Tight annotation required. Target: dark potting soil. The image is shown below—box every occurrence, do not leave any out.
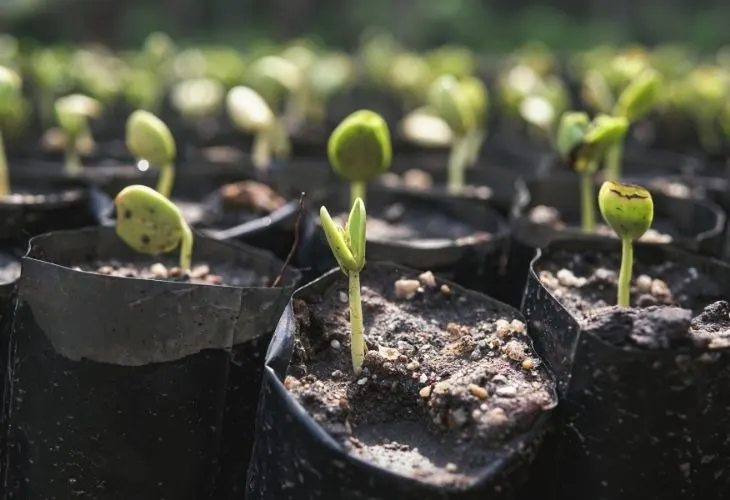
[0,252,21,284]
[535,248,729,350]
[286,266,555,487]
[381,169,494,200]
[75,258,270,287]
[336,202,490,248]
[528,205,673,244]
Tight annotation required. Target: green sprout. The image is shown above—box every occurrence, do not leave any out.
[226,85,287,171]
[557,111,629,232]
[54,94,102,176]
[604,68,662,180]
[115,184,193,272]
[598,181,654,307]
[0,66,21,197]
[427,75,484,193]
[126,110,177,198]
[170,78,225,121]
[328,110,392,205]
[320,198,367,372]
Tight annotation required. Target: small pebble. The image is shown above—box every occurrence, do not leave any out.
[440,284,451,296]
[485,408,508,425]
[419,373,428,383]
[150,263,167,278]
[379,346,400,361]
[433,381,451,395]
[492,374,508,384]
[190,265,210,279]
[169,267,182,277]
[495,319,511,337]
[468,383,488,400]
[446,463,459,473]
[496,385,517,398]
[357,378,368,386]
[510,319,526,334]
[98,266,113,275]
[651,279,672,300]
[636,274,653,294]
[522,359,534,370]
[394,279,421,300]
[502,340,528,362]
[284,376,301,390]
[419,386,432,398]
[339,292,348,303]
[331,370,344,379]
[419,271,437,289]
[205,275,222,285]
[330,339,341,349]
[407,361,420,371]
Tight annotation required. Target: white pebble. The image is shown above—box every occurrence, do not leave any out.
[394,279,421,300]
[357,378,368,386]
[330,339,341,349]
[418,271,437,289]
[339,292,348,303]
[636,274,653,294]
[509,319,526,334]
[557,268,577,287]
[496,385,517,398]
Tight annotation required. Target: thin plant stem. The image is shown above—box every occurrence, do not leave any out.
[448,136,470,194]
[618,237,633,307]
[351,181,366,206]
[348,271,366,372]
[0,129,9,197]
[64,136,82,176]
[252,130,271,172]
[156,162,175,198]
[179,220,194,272]
[580,170,596,233]
[604,141,624,181]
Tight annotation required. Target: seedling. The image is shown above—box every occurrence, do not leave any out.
[115,184,193,272]
[54,94,102,176]
[328,110,392,205]
[226,85,289,171]
[0,66,21,196]
[604,68,662,180]
[320,198,367,372]
[427,75,485,193]
[598,181,654,307]
[556,112,629,232]
[126,110,177,198]
[170,78,224,122]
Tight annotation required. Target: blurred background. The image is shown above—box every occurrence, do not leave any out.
[2,0,729,51]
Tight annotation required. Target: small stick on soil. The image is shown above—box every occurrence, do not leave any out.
[271,192,306,287]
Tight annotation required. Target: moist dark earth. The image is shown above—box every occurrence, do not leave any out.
[286,266,556,487]
[336,202,491,248]
[75,258,269,287]
[535,248,730,350]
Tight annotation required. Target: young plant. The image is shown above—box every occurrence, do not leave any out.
[328,110,392,205]
[598,181,654,307]
[604,68,662,180]
[427,75,483,193]
[115,184,193,272]
[0,66,21,197]
[54,94,102,176]
[226,86,284,171]
[320,198,367,372]
[557,112,629,232]
[126,110,177,198]
[170,78,224,122]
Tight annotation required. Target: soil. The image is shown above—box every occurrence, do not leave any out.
[336,202,490,248]
[286,266,556,487]
[220,181,286,215]
[0,252,21,284]
[535,248,729,350]
[0,189,85,206]
[75,258,270,287]
[527,205,673,244]
[381,169,493,200]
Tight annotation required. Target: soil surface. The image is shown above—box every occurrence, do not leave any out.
[286,266,556,487]
[76,258,270,287]
[0,189,85,206]
[535,248,729,350]
[527,205,673,244]
[0,252,21,284]
[220,181,286,215]
[381,169,493,200]
[336,202,490,248]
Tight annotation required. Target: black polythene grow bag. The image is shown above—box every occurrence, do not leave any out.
[0,179,103,251]
[246,263,557,500]
[503,174,726,309]
[3,227,300,500]
[520,238,730,500]
[297,186,510,298]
